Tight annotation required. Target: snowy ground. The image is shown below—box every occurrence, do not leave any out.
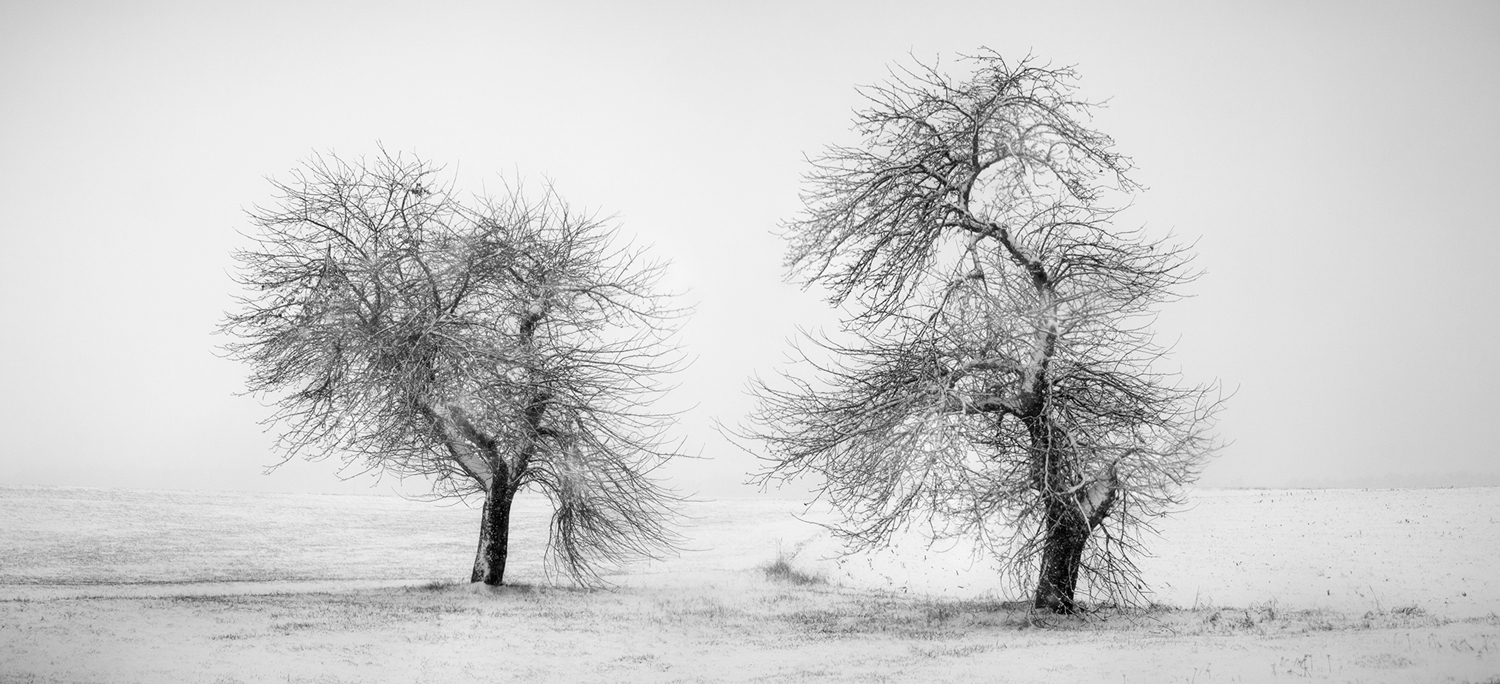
[1,485,1497,682]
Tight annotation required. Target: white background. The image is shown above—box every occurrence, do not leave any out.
[1,1,1497,496]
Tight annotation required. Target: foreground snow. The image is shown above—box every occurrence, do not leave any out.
[0,485,1496,682]
[3,572,1497,683]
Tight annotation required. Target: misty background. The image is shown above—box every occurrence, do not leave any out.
[2,1,1497,498]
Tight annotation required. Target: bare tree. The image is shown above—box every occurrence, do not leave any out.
[223,151,684,586]
[744,51,1222,612]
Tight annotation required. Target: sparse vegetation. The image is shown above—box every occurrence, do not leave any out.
[762,549,827,587]
[4,576,1492,684]
[3,486,1496,682]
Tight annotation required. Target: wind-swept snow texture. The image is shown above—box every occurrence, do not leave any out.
[1,485,1495,618]
[1,485,1497,683]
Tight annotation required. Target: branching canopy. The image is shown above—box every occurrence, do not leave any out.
[746,51,1222,607]
[223,151,685,583]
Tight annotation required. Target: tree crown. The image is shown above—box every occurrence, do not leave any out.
[223,151,686,583]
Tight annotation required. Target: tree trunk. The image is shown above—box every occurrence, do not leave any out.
[468,310,545,586]
[1033,498,1090,612]
[1023,415,1113,613]
[470,478,516,585]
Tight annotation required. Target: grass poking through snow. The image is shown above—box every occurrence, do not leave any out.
[2,563,1495,684]
[762,552,826,586]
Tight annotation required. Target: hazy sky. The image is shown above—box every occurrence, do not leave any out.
[2,1,1497,497]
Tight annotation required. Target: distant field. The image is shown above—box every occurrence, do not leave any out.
[1,485,1497,682]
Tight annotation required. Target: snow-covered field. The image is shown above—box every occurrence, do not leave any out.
[1,485,1497,682]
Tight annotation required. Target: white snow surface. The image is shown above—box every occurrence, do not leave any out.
[1,485,1495,618]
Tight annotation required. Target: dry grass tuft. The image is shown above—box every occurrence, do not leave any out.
[762,554,826,586]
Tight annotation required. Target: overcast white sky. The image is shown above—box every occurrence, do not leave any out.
[1,1,1497,497]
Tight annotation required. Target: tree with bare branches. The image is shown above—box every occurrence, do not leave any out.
[744,51,1222,612]
[223,151,684,586]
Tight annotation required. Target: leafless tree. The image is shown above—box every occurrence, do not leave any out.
[744,51,1222,612]
[223,151,685,586]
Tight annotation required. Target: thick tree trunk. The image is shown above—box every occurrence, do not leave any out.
[470,478,516,585]
[1033,499,1090,612]
[1023,415,1117,613]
